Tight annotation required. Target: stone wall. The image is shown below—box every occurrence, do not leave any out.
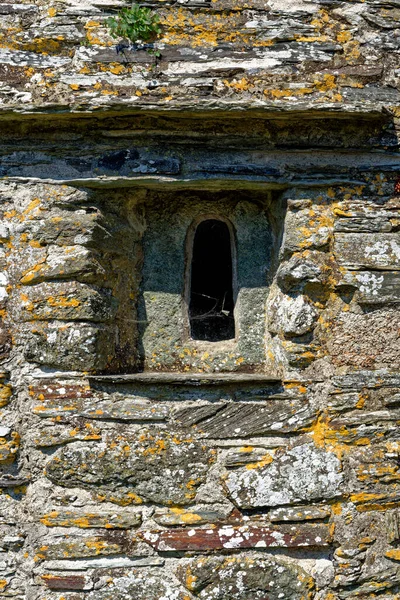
[0,111,399,599]
[0,1,400,599]
[0,0,400,115]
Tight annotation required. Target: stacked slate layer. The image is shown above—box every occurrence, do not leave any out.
[0,1,400,600]
[0,0,399,114]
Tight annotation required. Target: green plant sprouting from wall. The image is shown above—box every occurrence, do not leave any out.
[107,3,161,48]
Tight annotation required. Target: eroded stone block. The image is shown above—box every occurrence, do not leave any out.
[175,398,316,437]
[20,245,106,286]
[334,233,400,270]
[141,522,332,552]
[268,291,319,337]
[35,532,133,561]
[19,281,117,322]
[23,322,116,371]
[45,429,214,506]
[176,555,315,599]
[39,570,188,600]
[277,253,325,292]
[32,394,169,422]
[225,442,343,509]
[39,508,142,529]
[327,309,400,370]
[283,204,333,254]
[153,505,231,527]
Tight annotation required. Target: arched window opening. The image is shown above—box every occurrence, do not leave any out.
[189,219,235,342]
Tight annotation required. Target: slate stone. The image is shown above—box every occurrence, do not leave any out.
[334,217,392,233]
[277,253,324,292]
[269,504,331,522]
[41,575,87,591]
[33,395,169,422]
[386,509,400,543]
[35,532,134,560]
[19,245,106,285]
[141,522,331,551]
[334,233,400,270]
[45,429,213,506]
[153,506,230,527]
[33,423,102,447]
[225,442,343,509]
[23,322,115,371]
[44,571,188,600]
[332,372,400,391]
[39,508,142,529]
[20,281,117,322]
[327,392,361,413]
[225,445,285,468]
[268,290,319,337]
[175,399,316,437]
[283,205,332,254]
[327,308,400,370]
[342,271,400,303]
[0,4,37,14]
[26,211,135,254]
[176,555,315,599]
[43,556,164,570]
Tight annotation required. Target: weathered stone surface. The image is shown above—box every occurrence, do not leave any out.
[332,372,400,392]
[268,291,319,337]
[33,395,169,422]
[283,205,333,255]
[225,442,343,509]
[19,282,117,322]
[45,429,213,506]
[277,253,325,292]
[334,233,400,270]
[176,555,315,599]
[327,309,400,370]
[0,378,12,409]
[1,3,400,597]
[0,432,19,465]
[175,398,316,437]
[0,324,11,362]
[19,245,106,285]
[225,445,286,468]
[41,570,187,600]
[23,322,116,371]
[153,506,231,527]
[43,556,164,570]
[33,423,102,447]
[341,271,400,304]
[138,193,271,372]
[327,392,361,413]
[39,508,142,529]
[41,575,88,591]
[334,217,393,233]
[141,522,332,551]
[269,505,331,522]
[0,0,398,116]
[35,532,135,561]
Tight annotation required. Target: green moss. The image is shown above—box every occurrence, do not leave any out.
[107,3,161,45]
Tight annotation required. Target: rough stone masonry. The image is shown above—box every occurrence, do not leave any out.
[1,0,400,599]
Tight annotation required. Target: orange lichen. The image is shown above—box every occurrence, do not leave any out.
[0,384,12,408]
[169,508,203,524]
[246,453,274,470]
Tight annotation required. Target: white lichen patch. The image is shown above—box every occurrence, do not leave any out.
[226,442,343,509]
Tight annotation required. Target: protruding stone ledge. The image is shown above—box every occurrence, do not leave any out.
[86,372,282,385]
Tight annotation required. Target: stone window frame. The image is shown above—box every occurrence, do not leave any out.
[182,213,238,345]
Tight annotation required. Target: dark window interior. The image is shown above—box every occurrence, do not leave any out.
[189,219,235,341]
